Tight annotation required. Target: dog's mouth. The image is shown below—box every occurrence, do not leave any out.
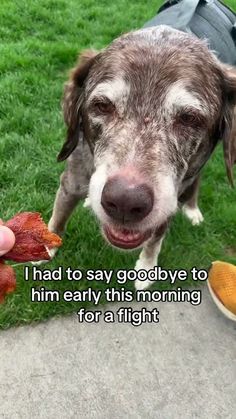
[103,224,152,249]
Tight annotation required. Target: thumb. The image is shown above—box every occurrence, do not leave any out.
[0,226,16,257]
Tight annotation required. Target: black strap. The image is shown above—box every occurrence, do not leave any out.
[232,23,236,41]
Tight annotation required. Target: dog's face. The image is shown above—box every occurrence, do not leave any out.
[59,26,236,250]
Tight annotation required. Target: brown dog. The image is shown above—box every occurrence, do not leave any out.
[48,26,236,290]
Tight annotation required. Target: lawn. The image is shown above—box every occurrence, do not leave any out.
[0,0,236,329]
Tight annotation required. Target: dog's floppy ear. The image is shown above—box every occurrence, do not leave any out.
[57,49,98,162]
[218,65,236,186]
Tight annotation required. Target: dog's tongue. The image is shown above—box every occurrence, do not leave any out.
[104,225,148,249]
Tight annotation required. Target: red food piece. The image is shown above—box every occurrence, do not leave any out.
[0,261,16,303]
[3,212,62,262]
[0,212,62,302]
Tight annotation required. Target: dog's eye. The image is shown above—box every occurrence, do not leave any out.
[179,112,196,124]
[92,100,115,115]
[177,111,205,128]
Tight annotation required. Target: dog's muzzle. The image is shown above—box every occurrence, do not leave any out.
[101,175,154,249]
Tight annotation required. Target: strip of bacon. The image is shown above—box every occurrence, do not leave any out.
[0,212,62,303]
[0,261,16,303]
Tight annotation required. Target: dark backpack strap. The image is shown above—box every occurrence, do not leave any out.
[233,23,236,42]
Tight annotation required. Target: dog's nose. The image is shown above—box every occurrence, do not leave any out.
[101,176,154,222]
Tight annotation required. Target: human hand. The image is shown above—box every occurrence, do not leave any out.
[0,221,15,257]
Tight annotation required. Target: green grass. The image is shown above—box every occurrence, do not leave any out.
[0,0,236,329]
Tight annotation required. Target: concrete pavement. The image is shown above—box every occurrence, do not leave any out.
[0,285,235,419]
